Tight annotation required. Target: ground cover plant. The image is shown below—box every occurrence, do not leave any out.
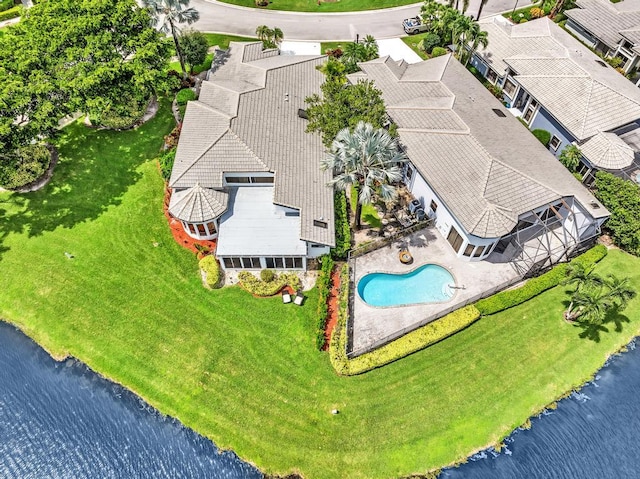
[2,102,640,478]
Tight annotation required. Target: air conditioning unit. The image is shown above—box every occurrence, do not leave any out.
[408,199,426,221]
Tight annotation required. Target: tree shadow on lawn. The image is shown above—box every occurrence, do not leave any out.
[562,301,631,343]
[0,113,171,259]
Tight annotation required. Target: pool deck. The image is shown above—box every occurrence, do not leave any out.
[350,227,521,355]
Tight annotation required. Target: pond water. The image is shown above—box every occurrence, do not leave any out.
[0,321,261,479]
[2,319,640,479]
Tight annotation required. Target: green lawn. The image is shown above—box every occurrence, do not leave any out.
[320,41,347,53]
[350,186,382,229]
[219,0,419,12]
[2,102,640,478]
[402,33,429,60]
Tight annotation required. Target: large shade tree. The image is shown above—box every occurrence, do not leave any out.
[0,0,170,183]
[144,0,200,80]
[321,122,407,230]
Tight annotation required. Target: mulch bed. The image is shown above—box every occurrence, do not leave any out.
[322,265,342,351]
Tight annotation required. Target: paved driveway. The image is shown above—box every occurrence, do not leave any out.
[191,0,531,41]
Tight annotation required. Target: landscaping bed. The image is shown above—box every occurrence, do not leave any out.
[2,100,640,478]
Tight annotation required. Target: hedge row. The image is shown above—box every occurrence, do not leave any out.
[157,148,176,181]
[332,304,481,376]
[331,190,351,260]
[238,271,301,297]
[315,256,334,350]
[199,255,221,289]
[329,264,351,373]
[475,244,608,316]
[0,5,20,21]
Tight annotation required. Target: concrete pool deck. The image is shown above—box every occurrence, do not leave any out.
[350,227,521,355]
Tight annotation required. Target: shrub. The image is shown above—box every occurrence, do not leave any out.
[238,271,301,296]
[529,7,545,17]
[431,46,448,58]
[0,144,51,190]
[158,148,176,180]
[176,88,196,106]
[331,304,481,375]
[475,244,608,315]
[519,18,529,23]
[532,129,551,147]
[199,255,221,289]
[93,97,148,130]
[594,172,640,255]
[164,124,182,149]
[315,256,334,350]
[0,5,20,21]
[418,33,441,54]
[260,269,275,282]
[0,0,14,13]
[331,190,351,259]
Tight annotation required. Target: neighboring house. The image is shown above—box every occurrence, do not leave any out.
[167,42,335,271]
[471,16,640,182]
[351,54,609,274]
[565,0,640,80]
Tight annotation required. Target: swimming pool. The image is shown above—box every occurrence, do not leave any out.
[357,264,455,307]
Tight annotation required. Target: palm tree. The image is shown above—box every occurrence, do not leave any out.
[563,262,603,292]
[476,0,489,20]
[341,42,367,73]
[564,273,636,324]
[272,27,284,46]
[603,275,636,310]
[321,122,407,230]
[452,16,488,65]
[362,35,378,61]
[256,25,273,44]
[144,0,200,80]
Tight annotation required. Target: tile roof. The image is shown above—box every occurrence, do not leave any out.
[579,131,636,169]
[169,42,335,246]
[168,184,228,223]
[356,54,608,238]
[565,0,640,49]
[477,17,640,141]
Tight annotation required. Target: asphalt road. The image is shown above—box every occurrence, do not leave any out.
[190,0,531,41]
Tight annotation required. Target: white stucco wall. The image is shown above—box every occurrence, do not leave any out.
[407,165,498,260]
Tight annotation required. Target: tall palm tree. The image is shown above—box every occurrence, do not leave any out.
[564,273,636,324]
[452,16,488,65]
[603,275,636,310]
[321,122,407,230]
[272,27,284,46]
[563,262,603,292]
[362,35,378,61]
[341,42,367,73]
[144,0,200,80]
[476,0,489,20]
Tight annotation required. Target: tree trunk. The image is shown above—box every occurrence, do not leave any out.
[354,201,363,231]
[549,0,565,19]
[476,1,485,20]
[170,21,188,81]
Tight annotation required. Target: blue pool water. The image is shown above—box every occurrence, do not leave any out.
[357,264,454,307]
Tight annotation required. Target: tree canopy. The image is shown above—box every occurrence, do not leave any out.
[305,70,388,148]
[180,29,209,74]
[0,0,171,158]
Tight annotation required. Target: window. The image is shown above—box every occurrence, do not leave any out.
[549,135,562,151]
[226,176,251,184]
[206,222,216,235]
[252,176,274,184]
[241,257,261,269]
[283,257,303,269]
[285,211,300,217]
[197,223,207,235]
[487,68,498,84]
[473,245,486,258]
[223,257,242,269]
[313,220,328,228]
[406,164,414,181]
[447,227,464,254]
[503,78,517,98]
[463,243,475,257]
[430,200,438,212]
[186,223,197,235]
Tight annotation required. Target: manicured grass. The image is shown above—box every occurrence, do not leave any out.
[203,33,258,49]
[350,185,382,229]
[220,0,419,12]
[168,53,214,75]
[320,41,346,53]
[2,102,640,478]
[402,33,429,60]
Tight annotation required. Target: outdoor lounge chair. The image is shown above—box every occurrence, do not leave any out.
[282,290,292,304]
[294,290,305,306]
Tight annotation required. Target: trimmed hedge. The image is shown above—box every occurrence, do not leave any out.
[532,129,551,147]
[157,148,176,180]
[176,88,196,106]
[475,244,608,316]
[331,190,351,260]
[0,0,14,13]
[332,304,481,376]
[199,255,221,289]
[238,271,301,297]
[315,256,334,350]
[0,5,20,21]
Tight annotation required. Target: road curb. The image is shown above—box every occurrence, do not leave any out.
[199,0,423,16]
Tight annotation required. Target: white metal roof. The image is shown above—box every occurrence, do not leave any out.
[216,187,308,257]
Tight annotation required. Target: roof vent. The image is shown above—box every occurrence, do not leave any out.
[313,219,328,228]
[590,201,600,209]
[298,108,308,120]
[595,60,608,68]
[284,93,289,102]
[492,108,507,118]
